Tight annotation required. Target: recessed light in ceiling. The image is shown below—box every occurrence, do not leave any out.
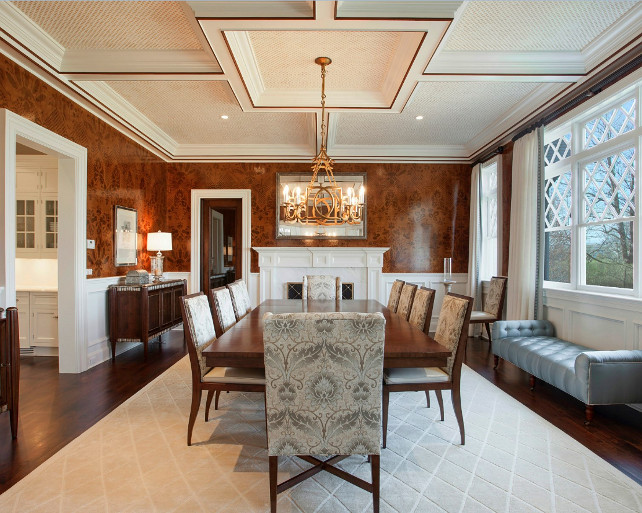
[416,115,424,120]
[221,115,229,120]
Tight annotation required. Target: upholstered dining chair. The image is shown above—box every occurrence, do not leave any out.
[396,283,418,320]
[227,279,252,321]
[469,276,507,343]
[180,292,265,446]
[209,286,236,337]
[302,275,342,300]
[408,287,436,334]
[264,312,385,513]
[382,293,473,446]
[387,279,405,312]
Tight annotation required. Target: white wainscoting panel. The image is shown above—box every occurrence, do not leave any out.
[382,273,469,331]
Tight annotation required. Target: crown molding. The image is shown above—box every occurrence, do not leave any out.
[582,2,642,71]
[61,49,222,74]
[426,50,586,75]
[0,1,64,71]
[75,81,179,155]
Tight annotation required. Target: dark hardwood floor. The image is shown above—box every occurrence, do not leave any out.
[1,330,641,496]
[0,331,187,493]
[465,335,642,486]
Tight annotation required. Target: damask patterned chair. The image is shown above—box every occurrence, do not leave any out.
[209,286,237,337]
[180,293,265,446]
[469,276,507,343]
[408,287,436,334]
[264,312,385,513]
[302,275,342,300]
[227,279,252,321]
[396,283,418,320]
[387,279,405,312]
[383,293,473,446]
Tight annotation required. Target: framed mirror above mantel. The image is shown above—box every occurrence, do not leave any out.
[276,171,367,239]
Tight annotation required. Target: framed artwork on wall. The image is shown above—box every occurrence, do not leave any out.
[114,205,137,266]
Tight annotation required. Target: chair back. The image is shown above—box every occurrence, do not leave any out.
[396,283,418,320]
[387,280,405,312]
[227,279,252,320]
[211,286,236,336]
[408,287,436,334]
[180,293,217,384]
[263,312,385,456]
[302,275,341,300]
[484,276,508,317]
[434,293,473,379]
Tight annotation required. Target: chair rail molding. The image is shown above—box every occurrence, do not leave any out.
[253,247,389,303]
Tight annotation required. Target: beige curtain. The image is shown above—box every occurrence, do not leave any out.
[466,164,482,334]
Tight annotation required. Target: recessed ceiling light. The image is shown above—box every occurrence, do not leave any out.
[416,115,424,120]
[221,115,229,120]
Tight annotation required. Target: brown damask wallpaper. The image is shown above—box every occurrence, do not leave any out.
[0,54,167,277]
[164,162,471,274]
[2,52,472,277]
[501,142,514,276]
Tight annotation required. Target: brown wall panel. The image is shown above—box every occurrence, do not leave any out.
[501,142,514,276]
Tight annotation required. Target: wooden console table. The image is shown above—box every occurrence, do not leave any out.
[109,279,187,360]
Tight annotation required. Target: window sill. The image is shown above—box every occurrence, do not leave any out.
[543,287,642,313]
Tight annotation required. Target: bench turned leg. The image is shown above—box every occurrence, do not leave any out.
[529,375,536,391]
[585,405,594,425]
[493,355,500,369]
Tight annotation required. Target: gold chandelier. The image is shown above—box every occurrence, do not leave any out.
[280,57,365,226]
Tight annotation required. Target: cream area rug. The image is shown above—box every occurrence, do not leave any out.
[1,357,641,513]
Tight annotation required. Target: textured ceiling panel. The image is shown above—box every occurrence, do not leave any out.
[248,31,405,90]
[333,81,543,147]
[103,81,312,145]
[13,1,202,50]
[445,1,637,52]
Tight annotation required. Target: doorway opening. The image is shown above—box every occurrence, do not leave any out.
[200,199,242,292]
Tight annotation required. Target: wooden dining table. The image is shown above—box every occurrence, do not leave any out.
[203,299,450,369]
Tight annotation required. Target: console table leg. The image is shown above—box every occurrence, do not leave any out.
[493,355,500,369]
[585,405,594,425]
[529,375,536,391]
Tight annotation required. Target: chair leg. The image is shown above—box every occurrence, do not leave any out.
[435,390,444,421]
[451,386,465,445]
[425,390,431,408]
[493,355,500,369]
[485,323,492,343]
[187,388,202,446]
[205,390,214,421]
[269,455,278,513]
[215,390,221,410]
[371,454,380,513]
[382,388,390,449]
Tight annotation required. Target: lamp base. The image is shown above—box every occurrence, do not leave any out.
[151,253,164,281]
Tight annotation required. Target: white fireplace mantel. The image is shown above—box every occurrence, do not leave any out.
[253,247,389,302]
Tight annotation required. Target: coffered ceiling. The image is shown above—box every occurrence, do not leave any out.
[1,1,640,163]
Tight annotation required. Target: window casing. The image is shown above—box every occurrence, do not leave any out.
[544,77,641,296]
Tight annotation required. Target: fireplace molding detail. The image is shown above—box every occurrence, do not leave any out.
[253,247,389,303]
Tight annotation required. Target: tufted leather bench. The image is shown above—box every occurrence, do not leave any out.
[492,320,642,423]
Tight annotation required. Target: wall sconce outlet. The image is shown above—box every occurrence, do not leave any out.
[87,239,95,249]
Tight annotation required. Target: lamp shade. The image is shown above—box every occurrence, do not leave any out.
[147,231,172,252]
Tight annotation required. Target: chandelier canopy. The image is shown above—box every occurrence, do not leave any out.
[280,57,365,227]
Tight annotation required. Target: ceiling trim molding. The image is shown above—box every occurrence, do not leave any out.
[335,1,461,20]
[175,142,315,157]
[329,143,469,159]
[61,49,222,74]
[426,50,586,75]
[189,1,315,20]
[0,1,64,71]
[582,3,642,71]
[223,31,265,103]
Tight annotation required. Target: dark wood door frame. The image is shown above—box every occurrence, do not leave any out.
[200,198,242,293]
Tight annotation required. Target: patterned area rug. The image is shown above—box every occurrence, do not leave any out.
[1,357,640,513]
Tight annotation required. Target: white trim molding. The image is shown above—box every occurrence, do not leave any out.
[190,189,251,295]
[1,109,87,373]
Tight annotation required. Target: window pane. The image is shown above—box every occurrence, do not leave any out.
[584,148,635,223]
[26,200,34,215]
[46,201,55,215]
[584,98,636,149]
[26,233,35,248]
[16,200,24,215]
[545,172,572,229]
[26,217,34,232]
[46,233,55,248]
[545,230,571,283]
[17,217,25,232]
[544,133,571,166]
[585,221,633,289]
[16,233,24,248]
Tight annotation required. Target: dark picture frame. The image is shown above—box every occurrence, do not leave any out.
[114,205,138,266]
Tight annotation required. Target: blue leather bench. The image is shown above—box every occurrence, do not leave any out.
[492,320,642,423]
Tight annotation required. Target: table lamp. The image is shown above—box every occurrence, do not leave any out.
[147,231,172,281]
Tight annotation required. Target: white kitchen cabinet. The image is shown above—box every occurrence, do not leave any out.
[15,291,58,349]
[16,156,58,258]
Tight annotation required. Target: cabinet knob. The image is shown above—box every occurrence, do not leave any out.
[53,315,59,319]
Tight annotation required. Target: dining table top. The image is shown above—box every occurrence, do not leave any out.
[203,299,451,369]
